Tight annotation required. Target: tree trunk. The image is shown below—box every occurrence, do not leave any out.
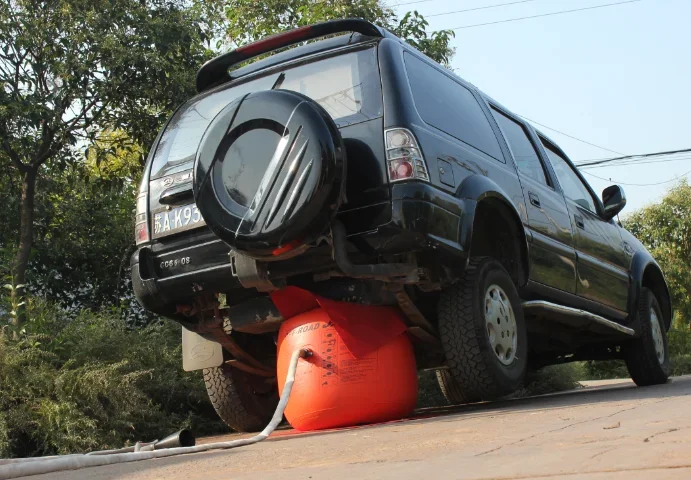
[11,167,37,328]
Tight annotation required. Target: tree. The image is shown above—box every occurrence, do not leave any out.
[0,0,211,325]
[223,0,456,66]
[624,181,691,325]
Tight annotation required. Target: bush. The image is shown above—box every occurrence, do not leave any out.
[416,370,448,408]
[582,328,691,380]
[668,329,691,376]
[582,359,629,380]
[0,299,223,458]
[510,364,583,398]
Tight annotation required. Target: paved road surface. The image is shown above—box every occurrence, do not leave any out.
[28,376,691,480]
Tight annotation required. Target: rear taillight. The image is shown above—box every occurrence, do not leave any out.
[135,193,149,244]
[385,128,429,182]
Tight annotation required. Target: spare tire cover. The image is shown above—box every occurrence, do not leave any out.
[193,89,346,259]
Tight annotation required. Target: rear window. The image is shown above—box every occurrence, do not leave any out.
[150,47,382,179]
[404,53,503,161]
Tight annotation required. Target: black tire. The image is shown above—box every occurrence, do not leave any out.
[625,288,670,386]
[435,369,470,404]
[437,257,528,403]
[203,364,278,432]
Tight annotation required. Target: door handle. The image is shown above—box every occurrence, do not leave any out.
[159,184,194,205]
[574,214,585,230]
[528,192,541,208]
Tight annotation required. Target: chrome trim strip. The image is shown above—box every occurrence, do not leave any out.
[154,238,224,255]
[157,263,231,282]
[522,300,635,336]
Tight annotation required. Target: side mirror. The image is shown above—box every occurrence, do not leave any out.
[602,185,626,221]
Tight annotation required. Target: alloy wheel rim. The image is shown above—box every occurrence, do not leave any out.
[650,307,665,365]
[484,284,518,366]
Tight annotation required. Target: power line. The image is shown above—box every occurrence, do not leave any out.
[394,1,632,161]
[448,0,642,30]
[581,155,691,169]
[575,148,691,168]
[391,0,437,7]
[519,114,626,156]
[426,0,540,18]
[582,169,691,187]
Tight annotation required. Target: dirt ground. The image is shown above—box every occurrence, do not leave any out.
[20,375,691,480]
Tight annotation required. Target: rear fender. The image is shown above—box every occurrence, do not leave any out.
[628,251,672,330]
[456,175,530,285]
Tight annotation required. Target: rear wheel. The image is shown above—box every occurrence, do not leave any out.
[435,369,470,404]
[203,364,278,432]
[625,288,670,386]
[437,257,527,403]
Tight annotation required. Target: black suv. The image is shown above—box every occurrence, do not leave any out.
[132,19,672,431]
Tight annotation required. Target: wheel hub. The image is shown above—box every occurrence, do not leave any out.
[650,307,665,365]
[484,284,517,366]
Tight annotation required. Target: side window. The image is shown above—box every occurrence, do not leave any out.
[541,139,598,214]
[404,53,503,161]
[491,108,549,186]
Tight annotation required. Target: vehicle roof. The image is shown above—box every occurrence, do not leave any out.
[210,24,561,153]
[222,30,396,86]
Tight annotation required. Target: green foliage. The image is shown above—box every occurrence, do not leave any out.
[29,165,139,316]
[85,130,144,183]
[624,181,691,324]
[0,299,221,458]
[392,11,456,67]
[665,329,691,377]
[0,161,20,245]
[0,135,144,320]
[0,0,212,162]
[222,0,455,66]
[510,364,583,398]
[1,0,215,327]
[583,329,691,380]
[582,359,628,380]
[416,370,448,408]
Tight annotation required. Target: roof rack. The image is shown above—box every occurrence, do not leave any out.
[196,19,384,93]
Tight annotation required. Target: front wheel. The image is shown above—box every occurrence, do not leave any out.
[625,288,670,386]
[437,257,528,403]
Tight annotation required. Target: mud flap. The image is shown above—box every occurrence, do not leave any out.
[182,327,224,372]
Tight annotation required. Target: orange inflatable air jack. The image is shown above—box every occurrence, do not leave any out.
[273,288,418,431]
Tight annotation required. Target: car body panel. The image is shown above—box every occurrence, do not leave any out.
[568,204,630,311]
[133,22,670,348]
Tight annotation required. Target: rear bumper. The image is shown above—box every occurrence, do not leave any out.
[386,182,471,256]
[132,182,473,316]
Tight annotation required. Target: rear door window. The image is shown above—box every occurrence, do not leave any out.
[491,109,550,186]
[541,139,598,213]
[404,53,503,161]
[150,47,382,179]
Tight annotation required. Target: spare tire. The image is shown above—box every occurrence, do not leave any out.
[193,89,346,259]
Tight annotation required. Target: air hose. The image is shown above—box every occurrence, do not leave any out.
[0,348,312,480]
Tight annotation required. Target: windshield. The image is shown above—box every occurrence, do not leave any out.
[150,47,382,179]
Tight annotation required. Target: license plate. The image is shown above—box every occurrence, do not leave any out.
[152,204,205,238]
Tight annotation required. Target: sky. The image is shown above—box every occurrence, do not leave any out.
[389,0,691,214]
